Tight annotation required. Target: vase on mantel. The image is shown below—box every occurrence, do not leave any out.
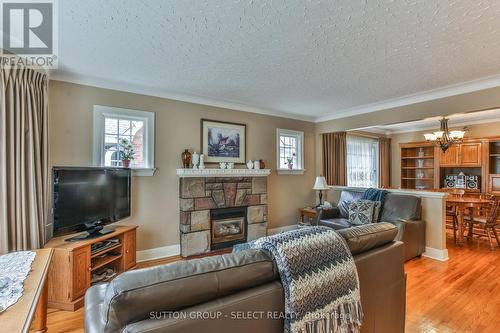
[181,149,192,168]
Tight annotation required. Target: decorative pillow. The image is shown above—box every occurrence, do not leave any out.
[372,201,382,222]
[338,200,353,218]
[348,200,376,225]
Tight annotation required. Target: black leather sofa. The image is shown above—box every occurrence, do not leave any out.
[316,189,425,261]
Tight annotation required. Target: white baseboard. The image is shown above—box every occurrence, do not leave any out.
[422,247,449,261]
[136,238,449,264]
[136,244,180,262]
[270,227,450,262]
[268,224,299,235]
[136,227,297,262]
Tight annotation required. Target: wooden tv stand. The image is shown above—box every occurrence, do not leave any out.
[44,225,138,311]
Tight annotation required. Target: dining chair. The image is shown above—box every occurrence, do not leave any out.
[463,193,494,236]
[445,189,465,243]
[464,196,500,250]
[476,193,494,215]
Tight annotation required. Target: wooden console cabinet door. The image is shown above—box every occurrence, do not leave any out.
[440,145,460,166]
[460,142,482,166]
[71,247,90,300]
[123,230,136,270]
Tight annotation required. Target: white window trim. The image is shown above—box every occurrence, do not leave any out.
[276,128,305,175]
[93,105,156,176]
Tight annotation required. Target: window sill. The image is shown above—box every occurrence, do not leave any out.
[131,168,157,177]
[277,169,305,175]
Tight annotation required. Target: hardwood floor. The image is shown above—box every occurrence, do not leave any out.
[39,234,499,333]
[405,233,500,333]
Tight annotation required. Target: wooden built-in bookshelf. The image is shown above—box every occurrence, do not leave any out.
[488,140,500,193]
[400,137,500,193]
[400,143,438,190]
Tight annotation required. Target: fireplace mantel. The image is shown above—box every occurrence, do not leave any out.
[176,168,271,178]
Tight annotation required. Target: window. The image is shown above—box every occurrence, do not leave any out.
[346,135,379,187]
[276,129,304,174]
[93,105,155,176]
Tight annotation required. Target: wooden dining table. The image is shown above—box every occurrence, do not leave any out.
[446,196,492,246]
[2,248,53,333]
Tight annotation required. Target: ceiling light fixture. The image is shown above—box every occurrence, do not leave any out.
[423,118,466,152]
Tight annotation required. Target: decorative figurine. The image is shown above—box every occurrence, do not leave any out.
[247,160,254,169]
[199,154,205,169]
[192,152,199,169]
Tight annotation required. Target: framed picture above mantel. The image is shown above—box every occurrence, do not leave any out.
[201,119,246,164]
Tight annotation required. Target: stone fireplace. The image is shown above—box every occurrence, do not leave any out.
[178,171,269,257]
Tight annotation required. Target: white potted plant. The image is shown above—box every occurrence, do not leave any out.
[119,138,135,168]
[286,153,296,170]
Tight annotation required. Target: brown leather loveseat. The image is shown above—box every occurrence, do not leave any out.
[85,223,406,333]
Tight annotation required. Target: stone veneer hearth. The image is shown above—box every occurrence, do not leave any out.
[179,176,268,257]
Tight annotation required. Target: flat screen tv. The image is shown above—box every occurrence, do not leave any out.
[52,167,131,241]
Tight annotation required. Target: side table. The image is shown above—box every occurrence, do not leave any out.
[298,207,317,226]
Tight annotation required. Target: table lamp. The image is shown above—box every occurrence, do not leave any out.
[313,176,329,206]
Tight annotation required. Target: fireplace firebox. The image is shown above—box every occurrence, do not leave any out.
[211,207,247,250]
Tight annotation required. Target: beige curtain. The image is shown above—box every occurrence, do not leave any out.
[0,64,49,254]
[379,137,391,188]
[322,132,347,185]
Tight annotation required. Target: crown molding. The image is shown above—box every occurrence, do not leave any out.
[314,73,500,123]
[49,71,316,123]
[388,116,500,134]
[50,70,500,124]
[362,114,500,135]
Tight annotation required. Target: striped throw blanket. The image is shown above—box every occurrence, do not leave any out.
[236,226,363,333]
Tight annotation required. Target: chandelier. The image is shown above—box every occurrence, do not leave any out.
[423,118,466,152]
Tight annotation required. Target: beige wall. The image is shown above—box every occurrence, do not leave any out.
[48,79,500,253]
[390,120,500,187]
[314,86,500,175]
[49,80,316,251]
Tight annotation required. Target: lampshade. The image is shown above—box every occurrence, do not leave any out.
[424,133,436,141]
[313,176,329,190]
[434,131,444,139]
[449,130,465,139]
[422,117,466,152]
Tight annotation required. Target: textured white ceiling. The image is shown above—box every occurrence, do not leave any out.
[52,0,500,121]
